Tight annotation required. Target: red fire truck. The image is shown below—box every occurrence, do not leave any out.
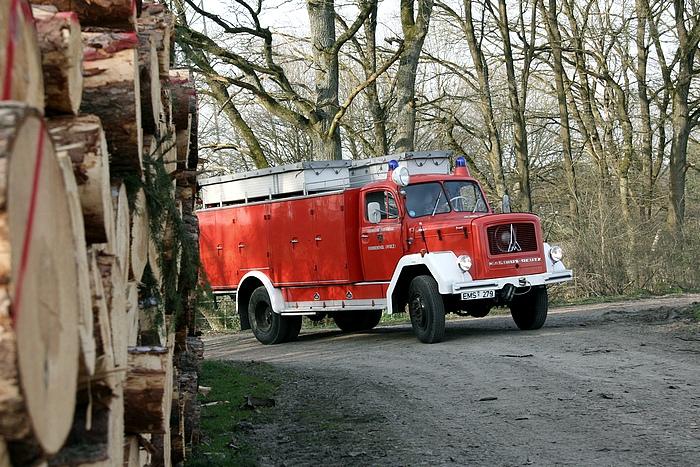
[197,152,572,344]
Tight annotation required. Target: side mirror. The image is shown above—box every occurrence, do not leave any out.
[502,194,511,213]
[367,202,382,224]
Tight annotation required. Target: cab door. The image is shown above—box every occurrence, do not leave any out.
[359,190,404,281]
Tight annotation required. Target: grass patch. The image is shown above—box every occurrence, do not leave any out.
[186,360,279,467]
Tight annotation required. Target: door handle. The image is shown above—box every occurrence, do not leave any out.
[290,239,299,244]
[238,242,245,249]
[360,234,369,239]
[315,235,322,242]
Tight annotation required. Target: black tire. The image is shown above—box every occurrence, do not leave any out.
[248,286,290,345]
[509,286,548,330]
[284,316,303,342]
[333,310,382,333]
[408,275,445,343]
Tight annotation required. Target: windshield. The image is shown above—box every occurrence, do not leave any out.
[404,181,488,218]
[404,183,450,218]
[444,181,488,213]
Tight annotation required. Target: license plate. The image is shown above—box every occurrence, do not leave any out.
[461,290,495,300]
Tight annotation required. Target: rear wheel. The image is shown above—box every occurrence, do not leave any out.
[509,286,548,330]
[408,275,445,343]
[333,310,382,333]
[248,286,292,345]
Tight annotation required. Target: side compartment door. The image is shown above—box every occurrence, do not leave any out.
[232,203,270,279]
[313,194,349,282]
[359,190,403,281]
[197,210,225,287]
[269,200,316,285]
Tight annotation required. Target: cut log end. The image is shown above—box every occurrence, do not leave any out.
[0,104,79,454]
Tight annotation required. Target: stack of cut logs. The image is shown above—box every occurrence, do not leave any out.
[0,1,202,465]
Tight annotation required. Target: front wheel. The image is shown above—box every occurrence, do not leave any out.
[408,275,445,343]
[248,286,293,345]
[509,286,548,330]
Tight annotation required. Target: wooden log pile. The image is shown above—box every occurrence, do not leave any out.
[0,1,203,465]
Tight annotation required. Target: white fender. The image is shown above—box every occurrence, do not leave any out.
[236,271,286,314]
[386,252,470,314]
[543,242,569,274]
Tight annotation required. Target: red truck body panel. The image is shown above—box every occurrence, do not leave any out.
[198,189,366,292]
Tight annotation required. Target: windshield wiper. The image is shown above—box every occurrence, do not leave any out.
[431,189,442,216]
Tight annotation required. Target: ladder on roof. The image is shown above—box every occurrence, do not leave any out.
[198,151,453,207]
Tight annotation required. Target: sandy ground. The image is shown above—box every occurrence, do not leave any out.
[204,295,700,466]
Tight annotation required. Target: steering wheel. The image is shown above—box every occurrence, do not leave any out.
[449,195,474,212]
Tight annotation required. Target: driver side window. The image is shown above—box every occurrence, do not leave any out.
[365,191,398,221]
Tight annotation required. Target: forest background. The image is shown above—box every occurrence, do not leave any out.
[173,0,700,300]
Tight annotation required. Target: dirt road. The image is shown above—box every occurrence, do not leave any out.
[204,295,700,466]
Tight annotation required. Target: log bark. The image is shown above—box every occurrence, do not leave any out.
[137,31,162,134]
[96,253,127,372]
[126,281,139,347]
[0,104,79,454]
[47,114,114,244]
[130,188,149,282]
[48,381,124,467]
[170,369,185,464]
[176,120,191,168]
[110,182,130,282]
[0,438,9,467]
[87,247,115,384]
[56,152,96,377]
[139,2,173,79]
[0,0,44,111]
[82,31,142,174]
[169,69,196,132]
[34,0,137,29]
[148,233,163,290]
[32,5,83,115]
[124,346,173,434]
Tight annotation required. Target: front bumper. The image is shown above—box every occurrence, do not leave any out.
[451,269,573,294]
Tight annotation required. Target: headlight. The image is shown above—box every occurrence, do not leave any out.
[549,245,563,263]
[457,255,472,272]
[391,166,410,186]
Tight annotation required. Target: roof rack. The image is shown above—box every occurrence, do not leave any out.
[198,151,453,207]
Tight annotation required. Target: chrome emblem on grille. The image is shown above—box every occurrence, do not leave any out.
[495,224,522,253]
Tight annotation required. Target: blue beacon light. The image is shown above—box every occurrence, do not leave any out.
[455,157,467,167]
[388,159,399,170]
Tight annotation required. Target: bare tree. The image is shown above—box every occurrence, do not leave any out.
[395,0,434,152]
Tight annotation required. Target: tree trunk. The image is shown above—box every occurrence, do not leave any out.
[634,0,654,220]
[666,0,698,235]
[462,0,507,199]
[539,0,578,218]
[47,114,115,244]
[496,0,531,211]
[0,104,79,455]
[32,5,83,115]
[362,0,388,156]
[0,0,44,112]
[307,0,342,160]
[82,31,143,174]
[395,0,434,153]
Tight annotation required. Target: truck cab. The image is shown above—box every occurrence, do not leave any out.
[197,152,572,344]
